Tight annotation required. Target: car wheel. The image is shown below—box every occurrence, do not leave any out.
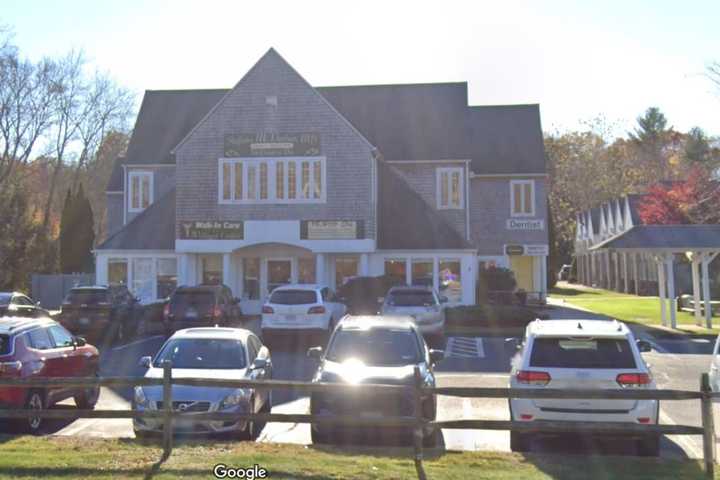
[510,431,532,452]
[23,390,46,435]
[75,372,100,409]
[637,434,660,457]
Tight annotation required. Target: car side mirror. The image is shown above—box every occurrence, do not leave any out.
[429,349,445,365]
[636,340,652,353]
[138,356,152,368]
[251,358,268,370]
[73,336,86,347]
[307,346,323,360]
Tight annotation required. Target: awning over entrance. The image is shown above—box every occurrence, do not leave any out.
[590,225,720,329]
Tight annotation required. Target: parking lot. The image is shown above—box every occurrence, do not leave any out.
[11,305,709,461]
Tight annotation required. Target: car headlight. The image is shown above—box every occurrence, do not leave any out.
[134,387,149,408]
[219,389,251,410]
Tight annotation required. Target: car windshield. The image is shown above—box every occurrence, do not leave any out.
[66,290,109,305]
[0,294,11,306]
[154,338,246,369]
[326,328,422,366]
[171,291,214,306]
[386,290,436,307]
[269,290,318,305]
[530,337,637,369]
[0,335,10,355]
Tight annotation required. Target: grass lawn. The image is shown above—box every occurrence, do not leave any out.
[0,436,714,479]
[550,283,720,335]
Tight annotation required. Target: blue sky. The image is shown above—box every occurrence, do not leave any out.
[3,0,719,137]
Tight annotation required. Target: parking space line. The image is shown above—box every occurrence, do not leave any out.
[659,410,703,459]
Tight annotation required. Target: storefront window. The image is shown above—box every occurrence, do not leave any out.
[156,258,177,299]
[131,258,154,303]
[384,259,407,285]
[299,258,316,284]
[201,255,222,285]
[267,259,291,293]
[335,257,358,289]
[108,258,128,286]
[243,258,260,300]
[411,259,433,287]
[439,259,462,303]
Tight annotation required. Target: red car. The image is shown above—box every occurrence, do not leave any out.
[0,316,100,434]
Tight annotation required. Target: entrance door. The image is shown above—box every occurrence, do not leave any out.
[267,259,293,295]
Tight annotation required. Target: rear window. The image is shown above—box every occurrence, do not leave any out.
[386,290,437,307]
[530,337,637,369]
[171,291,214,306]
[269,290,318,305]
[0,335,10,355]
[66,290,109,305]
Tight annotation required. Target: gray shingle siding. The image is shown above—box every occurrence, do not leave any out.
[105,193,124,237]
[469,178,548,255]
[174,50,376,238]
[389,163,466,241]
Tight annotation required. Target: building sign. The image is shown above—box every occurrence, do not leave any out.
[300,220,363,240]
[506,219,544,230]
[179,221,244,240]
[505,244,549,256]
[505,245,525,255]
[224,132,321,157]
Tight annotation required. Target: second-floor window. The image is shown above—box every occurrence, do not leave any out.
[219,157,326,204]
[510,180,535,216]
[436,167,464,209]
[128,171,153,212]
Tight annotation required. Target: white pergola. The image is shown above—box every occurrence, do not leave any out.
[591,225,720,329]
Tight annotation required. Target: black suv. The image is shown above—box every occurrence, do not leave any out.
[308,316,444,445]
[58,285,139,345]
[0,292,50,318]
[163,284,241,335]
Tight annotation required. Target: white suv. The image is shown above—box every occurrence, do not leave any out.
[509,319,658,456]
[261,285,347,338]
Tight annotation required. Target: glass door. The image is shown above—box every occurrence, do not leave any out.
[267,259,292,295]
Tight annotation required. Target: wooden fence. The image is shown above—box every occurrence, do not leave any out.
[0,366,716,480]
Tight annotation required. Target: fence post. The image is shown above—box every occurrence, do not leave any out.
[701,373,715,479]
[413,366,427,480]
[161,360,173,461]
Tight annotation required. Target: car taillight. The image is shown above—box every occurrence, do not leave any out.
[308,306,326,314]
[163,303,170,320]
[213,306,222,318]
[616,373,651,388]
[0,361,22,374]
[516,370,551,386]
[262,305,274,314]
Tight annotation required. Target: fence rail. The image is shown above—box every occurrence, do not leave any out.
[0,366,716,480]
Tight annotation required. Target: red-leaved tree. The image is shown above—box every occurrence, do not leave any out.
[638,165,720,224]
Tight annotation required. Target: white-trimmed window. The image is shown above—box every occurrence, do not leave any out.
[510,180,535,217]
[128,171,153,212]
[436,167,463,209]
[219,157,326,204]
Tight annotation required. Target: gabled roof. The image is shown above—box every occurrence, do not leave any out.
[377,161,471,250]
[97,189,176,250]
[591,225,720,251]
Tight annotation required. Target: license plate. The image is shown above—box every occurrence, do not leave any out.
[186,309,198,320]
[285,315,297,321]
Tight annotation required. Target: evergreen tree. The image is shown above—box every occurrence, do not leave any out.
[630,107,669,145]
[77,184,96,273]
[684,127,710,163]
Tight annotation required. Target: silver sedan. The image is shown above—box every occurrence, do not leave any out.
[132,327,272,439]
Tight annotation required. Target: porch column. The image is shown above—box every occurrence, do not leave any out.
[666,254,677,329]
[604,251,611,289]
[622,252,629,293]
[691,253,702,326]
[359,253,369,276]
[657,256,667,327]
[96,254,108,286]
[222,253,234,293]
[703,252,719,328]
[316,254,327,286]
[178,254,188,286]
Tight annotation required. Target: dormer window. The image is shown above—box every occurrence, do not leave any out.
[510,180,535,217]
[128,171,153,212]
[436,167,464,209]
